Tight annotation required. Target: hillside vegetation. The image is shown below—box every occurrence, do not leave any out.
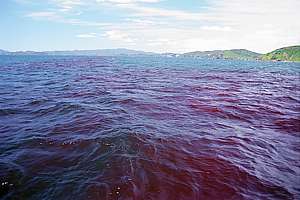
[262,46,300,62]
[182,49,261,60]
[223,49,261,60]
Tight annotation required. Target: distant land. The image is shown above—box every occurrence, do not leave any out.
[0,48,155,57]
[180,46,300,61]
[181,49,261,60]
[262,46,300,62]
[0,46,299,62]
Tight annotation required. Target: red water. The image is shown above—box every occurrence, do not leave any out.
[0,56,299,199]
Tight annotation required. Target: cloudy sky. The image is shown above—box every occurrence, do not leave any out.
[1,0,300,53]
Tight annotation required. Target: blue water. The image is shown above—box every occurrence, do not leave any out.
[0,55,299,200]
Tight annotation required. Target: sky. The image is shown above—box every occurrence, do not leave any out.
[1,0,300,53]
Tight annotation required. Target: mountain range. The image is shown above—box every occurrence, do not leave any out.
[1,46,299,62]
[0,48,155,56]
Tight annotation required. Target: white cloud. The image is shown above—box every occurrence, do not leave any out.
[23,0,300,53]
[107,0,300,53]
[76,33,97,38]
[26,11,59,19]
[202,0,300,52]
[103,30,134,43]
[53,0,84,11]
[200,26,233,32]
[116,3,209,21]
[26,11,112,28]
[96,0,160,4]
[67,19,111,27]
[125,18,156,25]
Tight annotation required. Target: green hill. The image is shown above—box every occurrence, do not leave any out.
[182,49,261,60]
[262,46,300,62]
[223,49,261,60]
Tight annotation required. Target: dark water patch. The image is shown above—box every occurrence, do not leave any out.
[273,118,300,134]
[0,108,26,116]
[30,102,85,119]
[0,162,24,199]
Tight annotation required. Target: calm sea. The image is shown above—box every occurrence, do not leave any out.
[0,55,299,199]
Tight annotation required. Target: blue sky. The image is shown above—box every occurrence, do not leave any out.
[1,0,300,53]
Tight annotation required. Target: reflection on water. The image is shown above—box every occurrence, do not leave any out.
[0,56,299,199]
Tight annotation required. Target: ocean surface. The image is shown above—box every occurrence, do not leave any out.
[0,55,299,200]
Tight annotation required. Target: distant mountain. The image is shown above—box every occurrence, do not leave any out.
[1,46,299,62]
[161,53,180,58]
[262,46,300,62]
[0,49,9,55]
[182,49,261,60]
[44,48,156,56]
[1,48,156,56]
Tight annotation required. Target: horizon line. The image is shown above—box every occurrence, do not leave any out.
[2,45,299,55]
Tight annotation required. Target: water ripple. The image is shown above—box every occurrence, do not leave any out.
[0,56,299,199]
